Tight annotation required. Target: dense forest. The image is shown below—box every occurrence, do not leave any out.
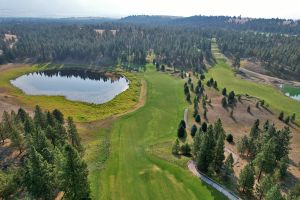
[1,16,300,77]
[216,30,300,77]
[0,22,212,71]
[0,107,90,199]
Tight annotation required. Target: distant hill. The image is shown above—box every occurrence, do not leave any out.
[119,15,182,25]
[118,15,300,35]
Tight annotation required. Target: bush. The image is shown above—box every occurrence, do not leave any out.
[226,134,233,143]
[278,112,284,121]
[201,122,207,132]
[181,143,191,156]
[221,97,227,107]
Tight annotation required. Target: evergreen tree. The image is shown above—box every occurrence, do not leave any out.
[190,124,197,137]
[255,175,274,200]
[228,91,235,105]
[180,143,191,156]
[177,125,186,138]
[193,130,202,155]
[222,88,227,96]
[67,117,83,154]
[221,97,227,107]
[212,134,225,173]
[172,139,180,155]
[254,139,277,182]
[250,119,260,139]
[34,105,47,129]
[237,135,249,155]
[201,122,207,132]
[62,144,90,200]
[238,163,255,193]
[23,147,56,200]
[196,133,213,172]
[52,109,64,124]
[223,153,234,178]
[265,185,284,200]
[195,114,201,123]
[9,127,24,154]
[278,112,284,121]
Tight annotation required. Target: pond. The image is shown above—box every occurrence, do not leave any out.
[10,69,129,104]
[281,84,300,101]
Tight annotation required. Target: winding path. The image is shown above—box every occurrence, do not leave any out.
[188,161,242,200]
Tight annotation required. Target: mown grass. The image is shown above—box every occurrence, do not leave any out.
[207,43,300,123]
[0,65,141,122]
[86,64,226,200]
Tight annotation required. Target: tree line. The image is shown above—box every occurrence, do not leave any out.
[0,106,90,199]
[0,23,212,71]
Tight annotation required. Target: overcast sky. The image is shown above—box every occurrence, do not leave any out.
[0,0,299,19]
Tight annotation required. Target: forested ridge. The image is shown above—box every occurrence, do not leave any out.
[1,15,300,78]
[0,23,212,71]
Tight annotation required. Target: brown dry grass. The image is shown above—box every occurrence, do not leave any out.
[187,84,300,184]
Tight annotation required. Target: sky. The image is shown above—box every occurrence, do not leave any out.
[0,0,299,19]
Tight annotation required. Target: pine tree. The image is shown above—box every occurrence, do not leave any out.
[221,97,227,107]
[237,135,249,155]
[9,127,24,154]
[23,147,56,199]
[278,111,284,121]
[52,109,64,124]
[222,88,227,96]
[190,124,197,137]
[250,119,260,139]
[212,134,225,173]
[265,185,284,200]
[255,175,274,200]
[172,139,180,155]
[223,153,234,178]
[239,163,255,193]
[62,144,90,200]
[196,134,213,172]
[193,130,202,155]
[254,140,277,182]
[34,105,47,129]
[180,143,191,156]
[195,114,201,123]
[67,117,83,154]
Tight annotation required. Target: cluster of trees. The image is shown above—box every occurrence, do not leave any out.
[0,106,90,199]
[221,88,236,108]
[193,119,234,177]
[0,22,212,71]
[279,112,296,124]
[237,119,292,198]
[216,30,300,78]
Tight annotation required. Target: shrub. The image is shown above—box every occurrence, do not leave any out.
[226,134,234,143]
[181,143,191,156]
[278,112,284,121]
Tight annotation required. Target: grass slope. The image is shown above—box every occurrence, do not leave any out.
[87,64,226,200]
[207,43,300,123]
[0,65,141,122]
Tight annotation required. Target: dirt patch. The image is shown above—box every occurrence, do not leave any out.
[95,29,117,36]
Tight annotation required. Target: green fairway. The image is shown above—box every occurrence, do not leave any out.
[207,43,300,123]
[87,64,226,200]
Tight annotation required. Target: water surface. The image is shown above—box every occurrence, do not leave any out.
[281,84,300,101]
[11,69,129,104]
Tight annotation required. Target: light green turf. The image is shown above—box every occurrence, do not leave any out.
[207,42,300,123]
[0,65,141,122]
[86,64,226,200]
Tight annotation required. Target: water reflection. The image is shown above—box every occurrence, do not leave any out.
[11,69,129,104]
